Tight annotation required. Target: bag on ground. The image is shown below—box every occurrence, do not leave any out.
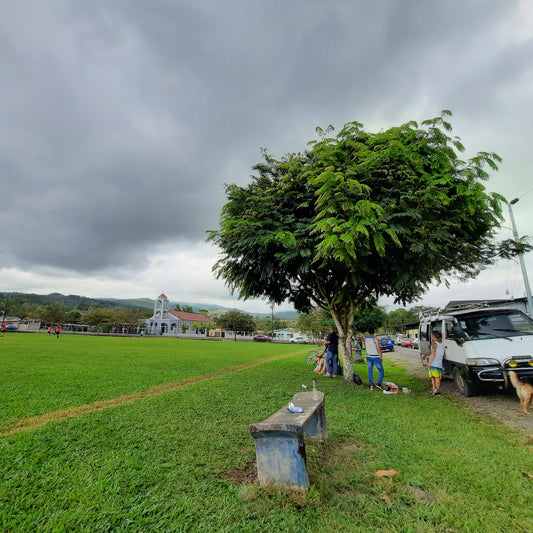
[352,373,363,385]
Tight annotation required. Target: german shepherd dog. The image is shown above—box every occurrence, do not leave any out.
[508,371,533,415]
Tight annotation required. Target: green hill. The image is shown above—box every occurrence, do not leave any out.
[0,292,298,319]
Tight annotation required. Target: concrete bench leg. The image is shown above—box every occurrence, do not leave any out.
[253,433,309,490]
[303,403,327,442]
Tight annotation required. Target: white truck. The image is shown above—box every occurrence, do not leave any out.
[418,305,533,396]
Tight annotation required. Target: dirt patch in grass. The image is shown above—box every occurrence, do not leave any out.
[224,461,258,485]
[408,486,435,502]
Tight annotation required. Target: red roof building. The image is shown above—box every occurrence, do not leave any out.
[145,294,211,336]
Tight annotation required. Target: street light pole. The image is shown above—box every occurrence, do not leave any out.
[508,198,533,315]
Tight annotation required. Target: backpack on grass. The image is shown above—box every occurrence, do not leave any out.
[352,373,363,385]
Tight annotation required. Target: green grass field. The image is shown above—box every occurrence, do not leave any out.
[1,333,532,532]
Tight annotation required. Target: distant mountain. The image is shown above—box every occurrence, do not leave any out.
[0,291,298,319]
[269,310,298,320]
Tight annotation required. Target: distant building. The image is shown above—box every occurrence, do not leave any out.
[145,293,211,336]
[274,329,293,340]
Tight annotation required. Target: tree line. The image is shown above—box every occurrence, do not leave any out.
[2,289,421,337]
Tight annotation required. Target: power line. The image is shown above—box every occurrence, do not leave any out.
[518,186,533,201]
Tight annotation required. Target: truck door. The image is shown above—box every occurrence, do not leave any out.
[419,321,431,365]
[443,319,463,372]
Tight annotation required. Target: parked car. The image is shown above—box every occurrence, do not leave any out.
[394,334,405,345]
[400,338,414,348]
[412,338,419,349]
[253,335,271,342]
[377,335,394,352]
[290,336,309,344]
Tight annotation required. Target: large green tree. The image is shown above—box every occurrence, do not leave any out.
[209,112,527,379]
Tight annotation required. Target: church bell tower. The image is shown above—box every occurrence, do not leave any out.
[154,293,170,319]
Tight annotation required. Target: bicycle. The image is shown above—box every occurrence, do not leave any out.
[305,348,324,365]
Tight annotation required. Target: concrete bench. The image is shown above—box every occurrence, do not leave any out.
[249,391,328,491]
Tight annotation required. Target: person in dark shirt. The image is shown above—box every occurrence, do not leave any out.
[324,326,339,377]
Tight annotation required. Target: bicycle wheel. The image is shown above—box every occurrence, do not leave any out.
[306,350,319,365]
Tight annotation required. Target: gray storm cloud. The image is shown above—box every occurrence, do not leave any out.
[1,0,532,303]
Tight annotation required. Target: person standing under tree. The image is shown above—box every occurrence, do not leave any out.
[324,326,339,377]
[426,331,445,396]
[365,328,384,390]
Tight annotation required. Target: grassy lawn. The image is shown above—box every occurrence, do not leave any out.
[0,333,296,433]
[1,334,532,532]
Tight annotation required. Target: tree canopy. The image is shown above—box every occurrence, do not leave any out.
[208,111,526,378]
[217,310,256,340]
[353,306,387,335]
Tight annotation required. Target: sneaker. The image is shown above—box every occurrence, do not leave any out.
[332,374,338,378]
[325,372,331,377]
[376,384,383,391]
[433,391,441,396]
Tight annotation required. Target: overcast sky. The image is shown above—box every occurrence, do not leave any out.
[1,0,532,314]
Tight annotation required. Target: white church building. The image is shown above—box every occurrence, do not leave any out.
[145,293,211,336]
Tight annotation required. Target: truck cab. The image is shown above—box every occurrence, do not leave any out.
[419,306,533,396]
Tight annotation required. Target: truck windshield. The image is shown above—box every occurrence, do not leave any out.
[458,310,533,340]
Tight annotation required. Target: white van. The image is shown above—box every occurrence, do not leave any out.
[418,306,533,396]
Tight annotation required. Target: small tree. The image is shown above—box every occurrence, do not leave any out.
[84,305,113,329]
[67,310,82,324]
[40,304,69,326]
[192,320,217,334]
[218,311,256,341]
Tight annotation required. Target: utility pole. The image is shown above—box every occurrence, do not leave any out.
[508,198,533,315]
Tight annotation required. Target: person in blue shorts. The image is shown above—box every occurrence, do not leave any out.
[427,330,445,396]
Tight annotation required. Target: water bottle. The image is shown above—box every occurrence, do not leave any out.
[313,380,318,400]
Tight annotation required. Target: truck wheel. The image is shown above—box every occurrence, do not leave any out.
[453,367,477,397]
